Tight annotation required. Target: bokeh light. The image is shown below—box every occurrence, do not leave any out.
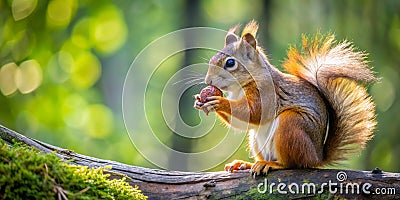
[46,0,77,28]
[11,0,37,21]
[70,51,101,89]
[89,5,127,54]
[82,104,114,138]
[0,62,18,96]
[47,51,74,83]
[15,59,42,94]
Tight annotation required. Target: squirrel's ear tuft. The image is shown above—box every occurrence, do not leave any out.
[242,33,256,49]
[241,20,258,38]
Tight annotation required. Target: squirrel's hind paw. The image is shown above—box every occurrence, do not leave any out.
[251,161,283,176]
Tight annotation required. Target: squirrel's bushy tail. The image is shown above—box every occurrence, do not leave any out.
[283,34,377,165]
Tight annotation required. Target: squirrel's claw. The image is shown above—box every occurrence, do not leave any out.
[194,100,203,110]
[251,161,271,176]
[250,161,283,177]
[193,94,204,110]
[194,101,210,115]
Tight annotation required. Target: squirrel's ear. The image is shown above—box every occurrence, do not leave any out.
[242,33,256,49]
[225,33,238,46]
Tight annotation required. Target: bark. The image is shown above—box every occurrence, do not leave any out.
[0,125,398,199]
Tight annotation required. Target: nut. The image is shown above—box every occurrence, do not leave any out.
[199,85,223,103]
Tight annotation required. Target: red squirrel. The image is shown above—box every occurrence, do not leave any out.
[194,20,377,175]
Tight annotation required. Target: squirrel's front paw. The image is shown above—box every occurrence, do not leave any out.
[193,94,212,115]
[194,95,224,115]
[201,96,223,115]
[225,159,253,172]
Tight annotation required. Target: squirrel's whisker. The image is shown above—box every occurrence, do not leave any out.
[173,77,205,85]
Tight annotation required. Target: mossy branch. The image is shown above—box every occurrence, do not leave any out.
[0,125,399,199]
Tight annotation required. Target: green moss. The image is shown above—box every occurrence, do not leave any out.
[236,186,336,200]
[0,139,147,200]
[236,182,336,200]
[238,187,282,200]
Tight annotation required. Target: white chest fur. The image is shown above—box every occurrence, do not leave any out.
[223,85,279,160]
[248,117,279,161]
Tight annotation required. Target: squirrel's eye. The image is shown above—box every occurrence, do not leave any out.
[224,58,237,70]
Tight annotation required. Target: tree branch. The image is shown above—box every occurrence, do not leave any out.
[0,125,398,199]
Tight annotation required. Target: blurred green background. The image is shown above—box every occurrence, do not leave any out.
[0,0,399,172]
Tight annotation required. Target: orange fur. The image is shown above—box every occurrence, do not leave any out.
[283,33,377,165]
[274,110,322,168]
[196,21,377,175]
[214,81,262,126]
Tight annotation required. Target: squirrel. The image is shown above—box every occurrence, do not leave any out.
[194,20,377,175]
